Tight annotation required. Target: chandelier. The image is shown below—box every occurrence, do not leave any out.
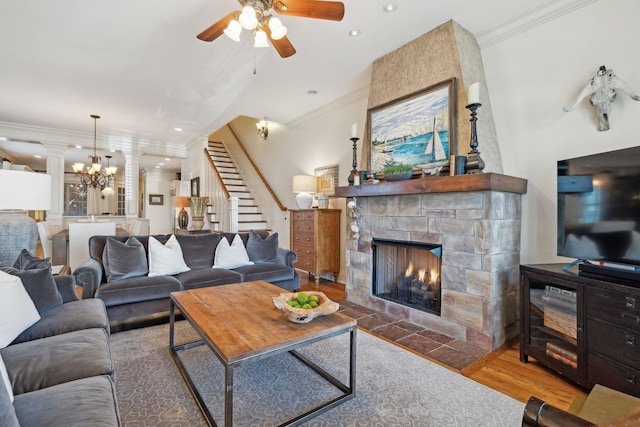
[72,115,117,190]
[223,1,288,47]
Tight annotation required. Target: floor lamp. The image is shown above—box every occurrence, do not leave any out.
[0,170,52,266]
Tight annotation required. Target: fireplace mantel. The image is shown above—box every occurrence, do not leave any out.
[335,172,527,198]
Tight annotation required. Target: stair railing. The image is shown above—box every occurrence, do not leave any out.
[204,148,236,231]
[226,124,287,212]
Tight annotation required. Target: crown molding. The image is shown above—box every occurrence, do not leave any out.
[476,0,599,49]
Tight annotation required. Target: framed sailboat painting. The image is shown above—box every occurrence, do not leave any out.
[368,78,456,174]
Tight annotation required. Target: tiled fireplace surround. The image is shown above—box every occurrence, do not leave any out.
[341,175,526,351]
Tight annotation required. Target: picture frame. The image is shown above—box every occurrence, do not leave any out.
[314,164,339,197]
[367,78,456,174]
[149,194,164,205]
[190,177,200,197]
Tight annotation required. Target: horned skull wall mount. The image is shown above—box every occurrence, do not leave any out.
[563,65,639,131]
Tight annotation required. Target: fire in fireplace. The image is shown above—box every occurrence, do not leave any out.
[372,238,442,315]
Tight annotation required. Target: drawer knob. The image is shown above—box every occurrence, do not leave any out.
[626,335,636,347]
[626,297,636,309]
[627,373,637,384]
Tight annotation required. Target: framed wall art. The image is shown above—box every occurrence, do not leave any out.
[190,177,200,197]
[367,78,456,173]
[314,164,339,197]
[149,194,164,205]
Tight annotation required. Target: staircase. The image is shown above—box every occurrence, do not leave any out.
[206,141,269,232]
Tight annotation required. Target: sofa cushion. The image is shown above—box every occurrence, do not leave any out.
[11,298,109,345]
[95,275,182,306]
[0,270,40,349]
[13,248,50,270]
[175,233,222,269]
[148,235,190,277]
[213,234,254,269]
[0,356,19,426]
[246,230,279,263]
[13,375,121,427]
[1,266,63,314]
[0,353,13,403]
[175,268,243,290]
[1,328,114,395]
[103,237,148,283]
[233,262,295,284]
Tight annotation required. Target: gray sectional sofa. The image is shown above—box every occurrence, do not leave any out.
[73,231,299,322]
[0,272,120,426]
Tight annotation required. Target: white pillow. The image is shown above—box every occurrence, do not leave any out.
[213,234,254,269]
[0,270,40,349]
[148,235,191,277]
[0,354,13,403]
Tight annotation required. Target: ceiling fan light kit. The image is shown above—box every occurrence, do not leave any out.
[197,0,344,58]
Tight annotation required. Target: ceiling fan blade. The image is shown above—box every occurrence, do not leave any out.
[274,0,345,21]
[264,24,296,58]
[197,12,237,42]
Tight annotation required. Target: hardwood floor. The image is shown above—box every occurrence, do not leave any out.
[300,273,589,411]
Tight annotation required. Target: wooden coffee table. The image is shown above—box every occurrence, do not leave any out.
[169,280,357,427]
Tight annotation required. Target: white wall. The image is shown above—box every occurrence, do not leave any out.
[144,169,178,234]
[482,0,640,264]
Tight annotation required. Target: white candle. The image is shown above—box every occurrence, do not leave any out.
[351,123,358,138]
[467,82,480,104]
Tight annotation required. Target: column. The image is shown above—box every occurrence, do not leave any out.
[40,142,67,226]
[124,148,140,219]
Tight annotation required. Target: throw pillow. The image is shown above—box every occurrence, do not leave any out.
[213,234,254,269]
[102,237,149,282]
[148,235,190,277]
[0,270,41,348]
[246,230,279,263]
[12,248,51,270]
[0,266,63,314]
[0,354,13,403]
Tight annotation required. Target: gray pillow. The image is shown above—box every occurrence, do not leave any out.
[246,230,278,263]
[0,266,63,314]
[103,237,148,283]
[13,248,51,270]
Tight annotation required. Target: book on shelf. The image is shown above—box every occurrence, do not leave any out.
[546,341,577,369]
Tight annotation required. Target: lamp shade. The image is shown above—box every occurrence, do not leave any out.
[292,175,317,193]
[0,170,51,210]
[174,196,189,208]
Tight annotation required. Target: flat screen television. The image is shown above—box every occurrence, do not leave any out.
[557,145,640,268]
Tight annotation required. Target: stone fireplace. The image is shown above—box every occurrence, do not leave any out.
[337,174,527,351]
[372,238,442,316]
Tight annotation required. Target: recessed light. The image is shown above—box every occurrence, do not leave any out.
[34,155,42,158]
[76,145,82,149]
[165,158,171,161]
[307,90,318,95]
[174,127,183,132]
[349,29,360,37]
[155,165,160,168]
[383,3,397,12]
[159,163,164,166]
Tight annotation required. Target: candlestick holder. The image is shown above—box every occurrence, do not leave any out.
[348,137,359,185]
[465,102,485,174]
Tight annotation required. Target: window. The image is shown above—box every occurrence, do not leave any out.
[64,183,88,216]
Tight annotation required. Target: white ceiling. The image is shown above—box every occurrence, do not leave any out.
[0,0,578,172]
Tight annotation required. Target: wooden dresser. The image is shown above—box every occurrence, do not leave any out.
[290,209,341,284]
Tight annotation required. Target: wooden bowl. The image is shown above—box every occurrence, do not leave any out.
[272,291,339,323]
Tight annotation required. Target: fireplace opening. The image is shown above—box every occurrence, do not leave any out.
[372,238,442,316]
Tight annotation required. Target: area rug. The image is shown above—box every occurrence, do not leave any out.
[110,321,524,426]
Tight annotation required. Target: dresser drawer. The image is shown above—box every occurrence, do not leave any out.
[292,243,315,259]
[587,286,640,329]
[588,319,640,369]
[291,221,315,235]
[292,233,314,245]
[294,255,314,270]
[588,352,640,397]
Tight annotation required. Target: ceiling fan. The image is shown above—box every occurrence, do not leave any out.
[197,0,345,58]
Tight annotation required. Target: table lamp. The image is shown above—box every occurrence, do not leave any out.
[174,196,189,229]
[292,175,317,209]
[0,170,52,265]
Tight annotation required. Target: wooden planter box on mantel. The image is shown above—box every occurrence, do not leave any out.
[335,172,527,198]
